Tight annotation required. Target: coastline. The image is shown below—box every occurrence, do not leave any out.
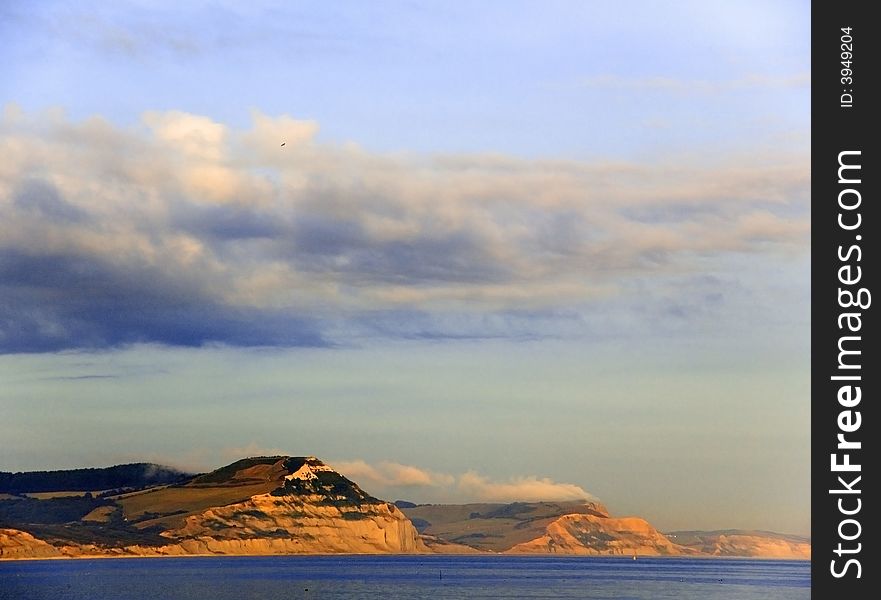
[1,551,811,563]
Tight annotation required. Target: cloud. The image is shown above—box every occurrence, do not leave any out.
[0,106,808,353]
[0,249,328,352]
[129,443,292,475]
[332,460,455,488]
[332,459,594,503]
[458,470,596,503]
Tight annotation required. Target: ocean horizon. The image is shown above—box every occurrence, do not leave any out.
[0,554,810,599]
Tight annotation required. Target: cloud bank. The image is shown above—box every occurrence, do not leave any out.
[0,106,808,353]
[332,460,595,503]
[331,460,456,489]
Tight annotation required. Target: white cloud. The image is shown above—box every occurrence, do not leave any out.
[0,106,809,352]
[331,459,594,503]
[332,460,454,488]
[457,470,595,503]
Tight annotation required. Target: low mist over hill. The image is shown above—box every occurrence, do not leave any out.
[0,463,192,494]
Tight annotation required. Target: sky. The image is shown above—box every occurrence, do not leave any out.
[0,1,810,534]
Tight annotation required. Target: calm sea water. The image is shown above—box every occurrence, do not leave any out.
[0,555,809,599]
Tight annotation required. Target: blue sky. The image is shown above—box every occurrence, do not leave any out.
[0,1,809,534]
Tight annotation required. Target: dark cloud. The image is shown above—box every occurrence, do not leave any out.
[173,203,289,241]
[291,216,508,284]
[290,215,366,257]
[0,251,328,353]
[13,178,88,224]
[347,309,583,342]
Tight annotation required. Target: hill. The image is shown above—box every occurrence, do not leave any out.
[401,501,687,556]
[0,456,422,558]
[0,463,191,494]
[0,457,809,560]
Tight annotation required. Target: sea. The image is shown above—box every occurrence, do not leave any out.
[0,555,809,599]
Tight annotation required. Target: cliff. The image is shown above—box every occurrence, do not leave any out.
[667,530,811,559]
[0,457,808,560]
[506,514,686,555]
[0,529,62,559]
[402,501,688,556]
[0,456,424,558]
[158,457,424,554]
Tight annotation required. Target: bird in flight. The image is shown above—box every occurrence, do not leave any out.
[280,142,286,147]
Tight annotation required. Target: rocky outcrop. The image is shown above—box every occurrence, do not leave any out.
[0,529,62,559]
[506,514,687,556]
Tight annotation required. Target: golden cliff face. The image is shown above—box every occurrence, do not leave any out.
[0,529,61,559]
[159,492,426,554]
[0,457,425,558]
[506,514,687,556]
[149,456,427,554]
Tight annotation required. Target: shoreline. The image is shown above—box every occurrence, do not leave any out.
[0,552,811,563]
